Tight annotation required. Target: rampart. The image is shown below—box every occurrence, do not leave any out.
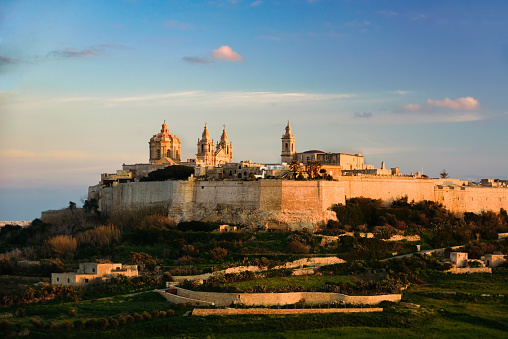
[96,177,508,229]
[99,180,345,229]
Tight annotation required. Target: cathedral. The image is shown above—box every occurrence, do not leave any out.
[196,124,233,166]
[148,121,181,164]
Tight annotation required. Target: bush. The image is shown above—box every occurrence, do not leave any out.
[167,309,175,316]
[151,310,160,319]
[0,319,10,331]
[140,165,194,181]
[85,318,96,330]
[126,315,135,324]
[286,240,309,254]
[159,311,167,317]
[142,311,152,320]
[46,235,77,257]
[62,320,72,331]
[109,318,119,328]
[74,319,84,330]
[118,316,127,326]
[97,318,108,330]
[210,247,228,260]
[177,221,219,232]
[30,317,43,328]
[133,313,143,322]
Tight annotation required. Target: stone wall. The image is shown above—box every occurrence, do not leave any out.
[96,177,508,229]
[165,285,401,307]
[192,308,383,316]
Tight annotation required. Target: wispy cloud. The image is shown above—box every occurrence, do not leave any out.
[427,97,479,110]
[184,45,244,64]
[389,90,410,95]
[47,44,127,59]
[395,97,483,122]
[0,56,20,65]
[354,112,373,119]
[163,20,194,30]
[1,150,92,160]
[397,97,480,114]
[183,56,211,64]
[251,1,262,7]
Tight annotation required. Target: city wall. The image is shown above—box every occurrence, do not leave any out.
[97,177,508,229]
[99,180,345,229]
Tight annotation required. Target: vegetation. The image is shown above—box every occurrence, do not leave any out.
[139,165,194,181]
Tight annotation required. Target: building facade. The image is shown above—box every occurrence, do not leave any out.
[196,125,233,166]
[149,121,181,164]
[281,121,296,164]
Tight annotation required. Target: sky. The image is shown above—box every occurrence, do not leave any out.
[1,0,507,221]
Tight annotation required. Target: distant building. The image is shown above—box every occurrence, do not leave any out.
[281,121,296,164]
[196,125,233,166]
[450,252,468,268]
[149,121,181,164]
[51,263,138,286]
[484,254,506,268]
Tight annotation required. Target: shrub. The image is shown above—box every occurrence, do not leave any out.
[151,310,160,319]
[286,240,309,254]
[126,315,135,324]
[85,318,96,330]
[73,319,84,330]
[118,316,127,326]
[62,320,72,331]
[139,165,194,182]
[30,317,43,328]
[46,235,77,257]
[0,319,10,331]
[109,318,119,329]
[167,309,175,316]
[96,318,108,330]
[50,321,60,330]
[210,247,228,260]
[162,272,174,282]
[68,308,77,316]
[159,311,167,317]
[133,313,143,322]
[142,311,152,320]
[76,225,121,248]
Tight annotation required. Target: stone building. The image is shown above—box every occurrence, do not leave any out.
[149,121,181,164]
[196,125,233,166]
[450,252,468,268]
[51,262,138,286]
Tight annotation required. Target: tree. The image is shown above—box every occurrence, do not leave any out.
[68,201,77,210]
[440,169,449,178]
[305,161,322,179]
[140,165,194,181]
[289,160,301,178]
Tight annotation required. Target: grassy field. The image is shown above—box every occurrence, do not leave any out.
[226,274,354,291]
[1,270,508,338]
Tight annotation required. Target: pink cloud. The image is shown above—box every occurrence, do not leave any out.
[427,97,480,110]
[212,46,244,61]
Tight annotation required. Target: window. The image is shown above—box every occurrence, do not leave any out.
[56,277,59,282]
[285,143,288,151]
[85,279,89,283]
[201,144,204,152]
[167,150,171,157]
[92,268,95,273]
[67,278,70,283]
[156,149,160,159]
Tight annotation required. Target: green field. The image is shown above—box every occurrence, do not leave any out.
[226,274,354,291]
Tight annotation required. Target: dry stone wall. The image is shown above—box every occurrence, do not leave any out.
[166,285,401,307]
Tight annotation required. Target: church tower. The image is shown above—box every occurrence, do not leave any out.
[215,126,233,165]
[281,121,296,164]
[196,124,215,165]
[149,121,181,164]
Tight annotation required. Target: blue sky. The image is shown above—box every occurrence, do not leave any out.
[1,0,507,220]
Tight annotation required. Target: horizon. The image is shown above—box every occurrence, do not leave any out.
[1,0,507,220]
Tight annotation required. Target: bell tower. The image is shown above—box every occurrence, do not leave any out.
[196,124,215,165]
[281,121,296,164]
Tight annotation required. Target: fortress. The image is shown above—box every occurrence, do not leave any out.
[90,122,508,230]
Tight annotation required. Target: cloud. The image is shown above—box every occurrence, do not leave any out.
[354,112,373,119]
[212,45,244,61]
[183,56,211,64]
[46,44,127,59]
[163,20,194,30]
[389,90,410,95]
[251,1,262,7]
[397,97,480,114]
[0,56,19,65]
[427,97,480,110]
[1,150,92,160]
